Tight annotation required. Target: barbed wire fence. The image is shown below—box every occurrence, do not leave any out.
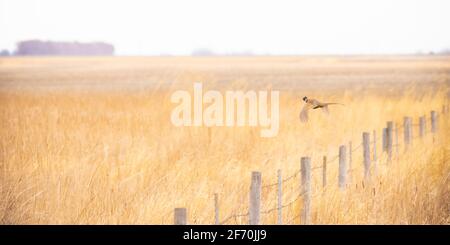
[173,105,449,225]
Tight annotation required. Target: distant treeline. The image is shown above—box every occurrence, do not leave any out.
[12,40,114,56]
[191,48,255,56]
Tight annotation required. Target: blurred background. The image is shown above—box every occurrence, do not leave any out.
[0,0,449,56]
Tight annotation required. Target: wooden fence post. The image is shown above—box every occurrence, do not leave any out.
[301,157,311,225]
[404,117,412,147]
[373,130,377,176]
[382,128,388,152]
[277,169,282,225]
[409,117,413,142]
[363,132,371,182]
[214,193,219,225]
[348,141,352,183]
[339,145,347,190]
[395,123,399,157]
[249,171,261,225]
[387,121,393,162]
[431,111,437,133]
[419,116,426,138]
[322,156,327,188]
[174,208,187,225]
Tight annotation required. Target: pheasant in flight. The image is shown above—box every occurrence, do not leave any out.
[300,96,343,122]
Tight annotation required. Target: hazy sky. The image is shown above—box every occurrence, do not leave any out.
[1,0,449,55]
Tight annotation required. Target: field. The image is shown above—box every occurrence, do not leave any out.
[0,56,449,224]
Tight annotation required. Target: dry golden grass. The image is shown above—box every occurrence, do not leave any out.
[0,56,449,224]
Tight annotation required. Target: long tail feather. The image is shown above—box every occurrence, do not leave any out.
[324,102,345,106]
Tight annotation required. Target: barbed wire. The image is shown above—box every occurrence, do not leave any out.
[351,143,363,153]
[219,189,249,225]
[263,142,368,190]
[262,150,351,189]
[284,192,322,225]
[261,170,301,189]
[219,212,249,225]
[328,154,340,164]
[286,213,302,225]
[220,190,308,224]
[221,113,444,224]
[262,165,323,189]
[261,190,306,215]
[261,182,278,189]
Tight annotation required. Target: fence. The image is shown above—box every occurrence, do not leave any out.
[173,105,449,225]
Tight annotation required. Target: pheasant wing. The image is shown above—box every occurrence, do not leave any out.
[321,105,329,114]
[300,103,311,122]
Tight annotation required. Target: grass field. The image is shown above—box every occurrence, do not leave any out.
[0,56,449,224]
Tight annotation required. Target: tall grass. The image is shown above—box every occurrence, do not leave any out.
[0,57,448,224]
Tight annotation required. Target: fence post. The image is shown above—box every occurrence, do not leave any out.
[395,123,399,157]
[348,141,352,183]
[249,171,261,225]
[382,128,388,152]
[373,130,377,176]
[277,169,282,225]
[363,132,371,182]
[301,157,311,225]
[338,145,347,190]
[431,111,437,133]
[404,117,411,147]
[214,193,219,225]
[174,208,187,225]
[409,117,413,142]
[419,116,426,138]
[322,156,327,188]
[387,121,393,162]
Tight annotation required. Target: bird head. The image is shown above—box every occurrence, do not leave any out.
[302,96,308,102]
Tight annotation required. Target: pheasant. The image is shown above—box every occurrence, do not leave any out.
[300,96,343,122]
